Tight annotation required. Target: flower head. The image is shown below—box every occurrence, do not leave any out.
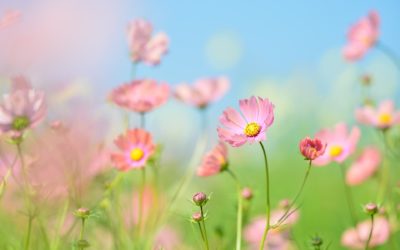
[356,100,400,129]
[0,76,46,137]
[127,19,169,65]
[346,146,381,186]
[313,123,360,166]
[111,129,155,171]
[341,217,390,249]
[217,96,274,147]
[174,76,229,108]
[192,192,208,206]
[343,11,379,61]
[299,137,326,161]
[197,142,228,177]
[109,79,169,113]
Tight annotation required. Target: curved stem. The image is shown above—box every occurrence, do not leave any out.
[365,215,374,250]
[24,216,33,250]
[376,41,400,71]
[276,160,312,226]
[339,164,358,227]
[226,169,243,250]
[258,142,271,250]
[200,205,210,250]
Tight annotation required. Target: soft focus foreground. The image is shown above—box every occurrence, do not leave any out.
[0,1,400,250]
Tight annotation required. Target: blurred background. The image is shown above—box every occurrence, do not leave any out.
[1,0,400,249]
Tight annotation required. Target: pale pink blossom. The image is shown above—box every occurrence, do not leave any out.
[346,147,381,186]
[343,11,379,61]
[174,76,230,108]
[197,142,228,177]
[299,137,326,161]
[218,96,274,147]
[111,129,155,171]
[109,79,169,113]
[0,76,46,136]
[127,19,169,65]
[341,217,390,249]
[314,123,360,166]
[153,226,181,250]
[0,10,21,30]
[356,100,400,129]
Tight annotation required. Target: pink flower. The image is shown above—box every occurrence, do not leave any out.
[355,100,400,129]
[127,19,169,65]
[299,137,326,161]
[197,142,228,177]
[153,226,181,250]
[0,76,46,136]
[109,79,169,113]
[313,123,360,166]
[0,10,21,30]
[341,217,390,249]
[217,96,274,147]
[343,11,379,61]
[346,147,381,186]
[174,76,230,108]
[111,128,155,171]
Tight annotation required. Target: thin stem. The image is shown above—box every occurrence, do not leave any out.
[197,221,206,247]
[140,112,145,129]
[365,215,374,250]
[79,218,86,250]
[24,216,33,250]
[339,164,358,227]
[376,41,400,71]
[200,205,210,250]
[226,169,243,250]
[258,142,271,250]
[137,168,146,237]
[276,160,313,226]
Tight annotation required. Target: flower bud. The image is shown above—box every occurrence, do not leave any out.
[361,75,372,86]
[241,187,253,200]
[192,192,207,206]
[74,207,91,219]
[311,235,323,247]
[278,199,290,209]
[76,239,90,248]
[299,137,326,161]
[364,203,378,215]
[192,212,203,222]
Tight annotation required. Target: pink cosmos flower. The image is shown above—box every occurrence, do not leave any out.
[0,10,21,30]
[174,76,230,108]
[197,142,228,177]
[127,19,169,66]
[341,217,390,249]
[343,11,379,61]
[109,79,169,113]
[244,207,299,250]
[346,147,381,186]
[217,96,274,147]
[111,128,155,171]
[355,100,400,129]
[313,123,360,166]
[299,137,326,161]
[0,76,46,137]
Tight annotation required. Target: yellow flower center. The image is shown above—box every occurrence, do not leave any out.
[378,113,392,125]
[130,148,144,161]
[244,122,261,137]
[329,146,343,157]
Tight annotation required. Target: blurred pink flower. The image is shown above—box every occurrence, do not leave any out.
[244,207,299,250]
[111,129,155,171]
[0,76,46,137]
[343,11,379,61]
[153,226,181,250]
[174,76,230,108]
[197,142,228,177]
[313,123,360,166]
[127,19,169,65]
[0,10,21,30]
[218,96,274,147]
[355,100,400,129]
[341,217,390,249]
[346,147,381,186]
[109,79,169,113]
[299,137,326,161]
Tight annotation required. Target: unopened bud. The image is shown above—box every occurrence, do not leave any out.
[311,235,323,247]
[192,212,203,222]
[76,239,90,248]
[192,192,207,206]
[241,187,253,200]
[74,207,91,219]
[364,203,378,215]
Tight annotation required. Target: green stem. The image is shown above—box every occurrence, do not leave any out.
[276,160,312,226]
[339,164,358,227]
[197,221,206,247]
[226,169,243,250]
[137,168,146,237]
[258,142,271,250]
[365,215,374,250]
[79,218,86,250]
[200,205,210,250]
[24,216,33,250]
